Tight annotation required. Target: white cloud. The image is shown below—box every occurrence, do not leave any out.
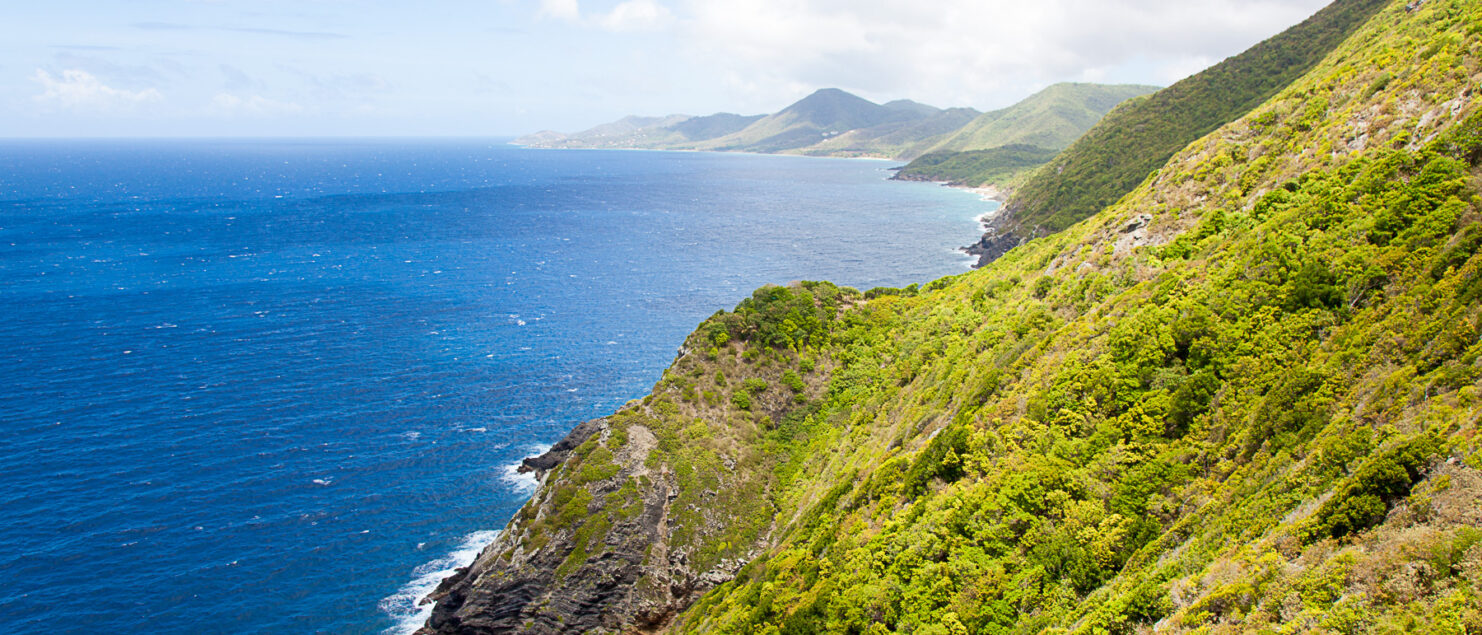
[32,69,163,111]
[211,92,304,116]
[595,0,673,31]
[539,0,581,21]
[538,0,672,32]
[674,0,1330,110]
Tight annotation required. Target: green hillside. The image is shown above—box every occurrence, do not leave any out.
[422,1,1482,633]
[893,83,1156,185]
[929,83,1159,154]
[996,0,1392,239]
[671,1,1482,630]
[670,113,766,141]
[893,144,1060,186]
[799,107,983,159]
[697,88,932,154]
[800,84,1154,161]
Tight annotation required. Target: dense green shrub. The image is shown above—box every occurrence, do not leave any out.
[780,370,805,393]
[708,282,857,350]
[1303,435,1440,542]
[730,391,752,410]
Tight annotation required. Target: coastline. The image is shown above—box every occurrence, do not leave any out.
[956,185,1010,267]
[397,145,998,632]
[957,183,1008,203]
[409,147,1002,632]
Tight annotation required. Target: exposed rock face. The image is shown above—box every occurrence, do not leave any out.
[518,419,603,474]
[965,206,1158,267]
[963,226,1025,268]
[417,305,838,634]
[963,209,1037,268]
[418,422,703,634]
[1112,213,1154,254]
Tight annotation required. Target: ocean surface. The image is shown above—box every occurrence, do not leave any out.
[0,139,997,634]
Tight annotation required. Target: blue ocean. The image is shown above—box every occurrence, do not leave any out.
[0,139,996,633]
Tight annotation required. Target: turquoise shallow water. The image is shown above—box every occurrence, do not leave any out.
[0,139,995,633]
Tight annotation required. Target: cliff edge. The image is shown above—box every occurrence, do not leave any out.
[425,0,1482,631]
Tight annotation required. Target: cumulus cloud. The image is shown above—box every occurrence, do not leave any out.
[538,0,581,21]
[32,69,163,111]
[595,0,674,31]
[538,0,671,31]
[673,0,1329,109]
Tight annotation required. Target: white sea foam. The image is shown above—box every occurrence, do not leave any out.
[499,462,538,495]
[498,443,551,495]
[378,529,500,634]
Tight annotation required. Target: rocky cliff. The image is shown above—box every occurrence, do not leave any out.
[425,0,1482,632]
[419,283,850,633]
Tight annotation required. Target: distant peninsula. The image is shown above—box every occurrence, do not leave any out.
[514,83,1158,190]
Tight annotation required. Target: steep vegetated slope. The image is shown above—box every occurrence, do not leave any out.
[966,0,1391,265]
[420,284,857,632]
[424,1,1482,633]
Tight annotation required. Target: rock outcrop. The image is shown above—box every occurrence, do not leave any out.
[419,418,686,633]
[419,284,845,633]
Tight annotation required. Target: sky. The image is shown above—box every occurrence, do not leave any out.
[0,0,1333,137]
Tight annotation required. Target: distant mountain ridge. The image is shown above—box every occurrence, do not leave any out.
[513,83,1157,162]
[891,82,1158,186]
[698,88,931,154]
[925,82,1160,154]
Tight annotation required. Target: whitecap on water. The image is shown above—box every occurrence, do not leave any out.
[379,529,500,634]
